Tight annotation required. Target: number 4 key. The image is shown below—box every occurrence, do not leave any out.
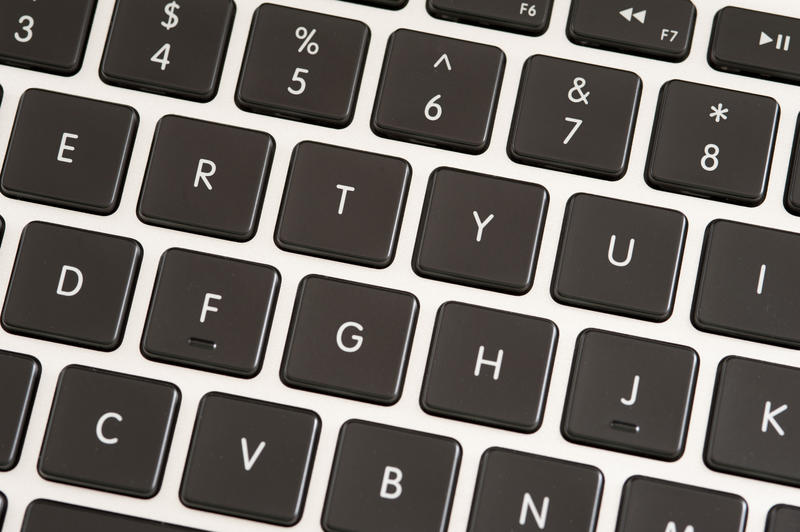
[101,0,235,102]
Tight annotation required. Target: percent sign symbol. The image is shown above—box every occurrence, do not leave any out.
[295,26,320,55]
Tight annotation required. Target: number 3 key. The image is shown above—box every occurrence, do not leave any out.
[0,0,96,75]
[237,4,370,128]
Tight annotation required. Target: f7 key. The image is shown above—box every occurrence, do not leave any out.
[568,0,696,62]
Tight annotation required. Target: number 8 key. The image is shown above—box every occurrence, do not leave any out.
[646,80,779,206]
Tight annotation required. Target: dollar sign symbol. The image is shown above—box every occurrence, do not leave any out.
[161,1,180,31]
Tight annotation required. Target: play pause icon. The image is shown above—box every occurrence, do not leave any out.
[760,31,791,51]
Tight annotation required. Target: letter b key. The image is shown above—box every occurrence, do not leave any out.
[323,420,460,532]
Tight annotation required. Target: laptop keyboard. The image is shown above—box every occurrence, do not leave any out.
[1,0,800,531]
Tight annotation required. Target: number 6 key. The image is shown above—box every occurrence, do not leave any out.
[646,80,779,206]
[372,29,505,154]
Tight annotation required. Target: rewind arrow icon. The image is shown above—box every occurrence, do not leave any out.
[619,7,647,24]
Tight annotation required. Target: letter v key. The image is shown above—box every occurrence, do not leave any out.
[241,437,266,471]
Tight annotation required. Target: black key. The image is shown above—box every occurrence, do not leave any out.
[693,220,800,349]
[322,420,460,532]
[181,393,319,525]
[2,222,142,351]
[768,505,800,532]
[420,302,557,433]
[646,80,779,206]
[38,365,180,498]
[468,448,603,532]
[281,275,418,405]
[0,351,40,471]
[0,490,5,528]
[706,356,800,487]
[616,476,746,532]
[372,29,505,154]
[275,142,410,268]
[552,194,687,322]
[22,499,204,532]
[427,0,553,36]
[339,0,407,8]
[142,249,280,378]
[414,168,548,294]
[568,0,696,62]
[137,116,274,241]
[237,4,369,128]
[0,1,96,75]
[1,89,138,215]
[710,8,800,86]
[100,0,234,102]
[509,55,642,180]
[785,115,800,216]
[562,329,698,461]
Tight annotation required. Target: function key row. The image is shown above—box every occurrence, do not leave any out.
[4,1,800,90]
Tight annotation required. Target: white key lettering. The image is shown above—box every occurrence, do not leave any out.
[762,401,788,437]
[56,265,83,297]
[474,345,503,381]
[336,184,355,215]
[194,159,216,191]
[336,321,364,353]
[519,493,549,528]
[380,466,403,500]
[473,211,495,243]
[57,133,79,164]
[96,412,123,445]
[241,438,266,472]
[620,375,640,406]
[608,234,635,267]
[200,293,222,323]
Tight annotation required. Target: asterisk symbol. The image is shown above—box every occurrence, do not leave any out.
[709,103,729,123]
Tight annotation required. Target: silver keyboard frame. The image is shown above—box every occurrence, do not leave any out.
[1,0,799,530]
